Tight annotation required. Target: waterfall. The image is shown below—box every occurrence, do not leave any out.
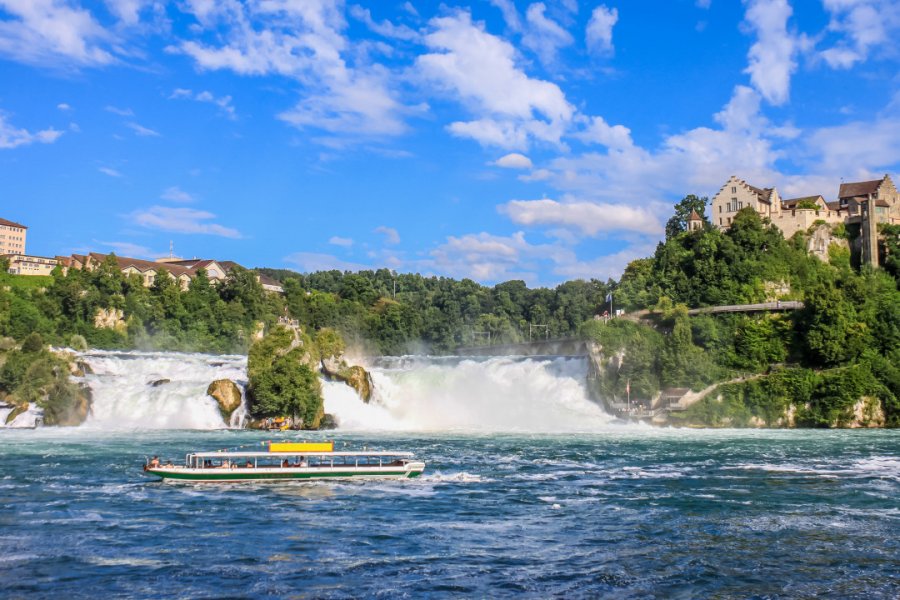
[4,350,612,432]
[78,350,247,429]
[323,355,614,432]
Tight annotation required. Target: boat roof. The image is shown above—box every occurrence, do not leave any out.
[190,451,415,458]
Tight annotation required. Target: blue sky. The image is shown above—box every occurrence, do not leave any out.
[1,0,898,286]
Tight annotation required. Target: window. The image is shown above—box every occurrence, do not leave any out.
[719,217,723,225]
[719,206,722,213]
[732,186,737,193]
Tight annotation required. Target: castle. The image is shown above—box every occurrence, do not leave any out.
[711,175,899,266]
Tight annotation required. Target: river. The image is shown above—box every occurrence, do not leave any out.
[0,351,898,597]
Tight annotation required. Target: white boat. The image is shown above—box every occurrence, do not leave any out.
[142,441,425,482]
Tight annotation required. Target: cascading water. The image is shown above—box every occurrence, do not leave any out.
[323,355,615,432]
[78,350,247,429]
[12,350,613,432]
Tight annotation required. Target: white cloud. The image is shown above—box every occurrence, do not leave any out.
[500,198,663,236]
[126,122,160,137]
[743,0,807,105]
[494,152,533,169]
[519,168,552,182]
[489,0,522,31]
[103,0,152,26]
[522,3,574,67]
[585,5,618,56]
[349,5,419,41]
[161,186,195,203]
[169,88,236,119]
[285,252,369,272]
[131,206,241,238]
[98,240,152,257]
[374,226,400,245]
[0,112,62,149]
[417,10,574,149]
[105,105,134,116]
[98,166,122,177]
[57,102,71,111]
[0,0,117,67]
[552,242,657,281]
[819,0,899,69]
[328,235,354,247]
[576,115,633,149]
[172,0,409,139]
[429,231,573,283]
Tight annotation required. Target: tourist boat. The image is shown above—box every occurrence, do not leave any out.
[142,441,426,482]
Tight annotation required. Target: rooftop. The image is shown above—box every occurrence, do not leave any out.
[0,217,27,229]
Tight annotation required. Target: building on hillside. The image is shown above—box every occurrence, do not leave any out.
[687,209,704,232]
[711,174,899,266]
[0,217,27,255]
[58,252,284,293]
[4,254,58,276]
[710,176,783,228]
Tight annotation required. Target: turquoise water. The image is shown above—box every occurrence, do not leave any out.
[1,428,898,598]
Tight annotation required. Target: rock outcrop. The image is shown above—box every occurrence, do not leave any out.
[149,379,171,387]
[207,379,243,421]
[320,358,373,403]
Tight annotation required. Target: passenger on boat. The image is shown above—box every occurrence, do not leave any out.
[282,459,290,468]
[245,460,253,468]
[221,459,231,469]
[148,456,160,468]
[204,460,213,468]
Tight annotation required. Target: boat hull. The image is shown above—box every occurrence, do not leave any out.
[144,464,425,483]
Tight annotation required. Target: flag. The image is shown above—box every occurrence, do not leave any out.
[605,293,612,303]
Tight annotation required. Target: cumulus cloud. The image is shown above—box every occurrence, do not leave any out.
[98,166,122,177]
[374,226,400,245]
[0,112,62,149]
[131,206,241,238]
[161,186,195,203]
[429,231,573,283]
[494,152,533,169]
[169,88,236,119]
[126,122,160,137]
[743,0,808,105]
[328,236,354,247]
[56,102,72,111]
[349,5,419,41]
[0,0,117,67]
[417,10,574,149]
[285,252,369,272]
[500,198,664,236]
[819,0,899,69]
[171,0,409,139]
[98,240,153,257]
[586,5,618,55]
[522,3,574,67]
[105,105,134,116]
[103,0,152,26]
[489,0,522,31]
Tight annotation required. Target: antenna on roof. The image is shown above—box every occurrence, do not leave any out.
[169,240,174,259]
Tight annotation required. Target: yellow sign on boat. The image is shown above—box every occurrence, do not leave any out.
[268,442,334,453]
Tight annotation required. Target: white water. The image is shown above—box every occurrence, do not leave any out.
[79,350,247,429]
[3,350,614,432]
[324,355,615,432]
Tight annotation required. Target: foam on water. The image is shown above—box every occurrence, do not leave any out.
[325,355,615,432]
[79,350,247,429]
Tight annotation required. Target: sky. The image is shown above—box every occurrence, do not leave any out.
[1,0,899,286]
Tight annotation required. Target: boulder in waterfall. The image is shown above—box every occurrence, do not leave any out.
[207,379,243,421]
[5,402,28,425]
[51,385,92,426]
[149,379,171,387]
[320,413,339,430]
[321,359,373,403]
[69,361,94,377]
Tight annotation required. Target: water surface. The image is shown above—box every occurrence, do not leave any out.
[1,428,897,598]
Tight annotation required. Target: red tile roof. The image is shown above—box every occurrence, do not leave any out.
[0,217,27,229]
[839,179,882,199]
[688,209,702,220]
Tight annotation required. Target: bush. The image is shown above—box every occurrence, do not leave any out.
[69,334,88,351]
[21,332,44,353]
